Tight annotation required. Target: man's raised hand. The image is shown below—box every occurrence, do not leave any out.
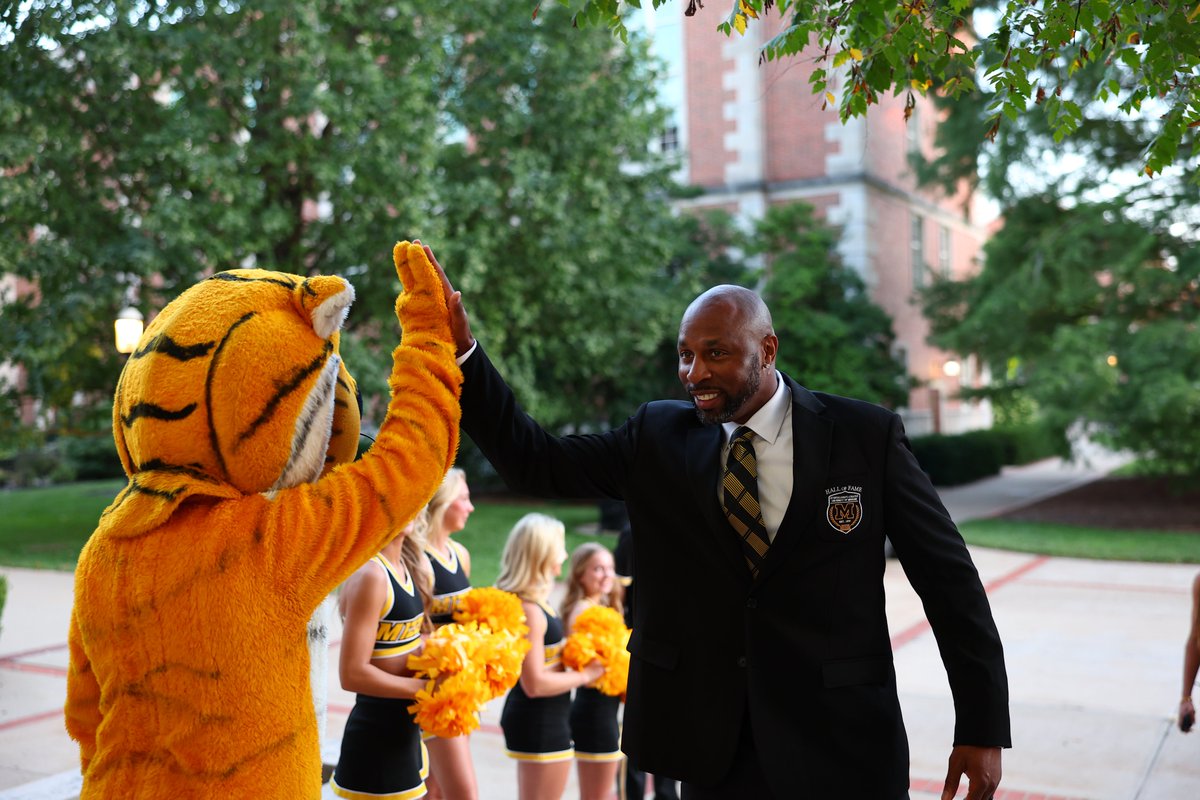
[415,239,475,358]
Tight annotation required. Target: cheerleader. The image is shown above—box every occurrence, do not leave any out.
[331,513,434,800]
[561,543,624,800]
[497,513,605,800]
[421,468,479,800]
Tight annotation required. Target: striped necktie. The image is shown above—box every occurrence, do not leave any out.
[722,426,770,576]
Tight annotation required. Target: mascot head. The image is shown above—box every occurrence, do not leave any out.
[104,270,363,535]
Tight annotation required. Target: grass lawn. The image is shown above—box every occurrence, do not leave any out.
[3,481,1197,576]
[454,497,611,587]
[960,518,1200,563]
[0,479,125,570]
[0,480,612,581]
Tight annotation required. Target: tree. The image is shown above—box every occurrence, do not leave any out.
[899,5,1200,475]
[921,194,1200,474]
[0,1,450,440]
[2,1,725,451]
[431,1,703,430]
[749,203,913,409]
[556,0,1200,176]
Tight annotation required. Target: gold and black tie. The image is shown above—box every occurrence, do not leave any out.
[722,425,770,576]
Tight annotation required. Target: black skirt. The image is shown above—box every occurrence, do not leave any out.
[501,681,574,762]
[332,694,428,799]
[570,686,622,759]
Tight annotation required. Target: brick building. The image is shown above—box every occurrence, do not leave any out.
[0,274,39,430]
[643,6,992,434]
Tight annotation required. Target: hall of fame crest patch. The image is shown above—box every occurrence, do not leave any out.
[825,486,863,534]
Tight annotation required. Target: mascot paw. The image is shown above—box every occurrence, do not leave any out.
[392,241,444,317]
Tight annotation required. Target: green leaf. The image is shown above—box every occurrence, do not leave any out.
[762,24,801,60]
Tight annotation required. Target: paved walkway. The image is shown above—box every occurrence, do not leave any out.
[1,453,1197,799]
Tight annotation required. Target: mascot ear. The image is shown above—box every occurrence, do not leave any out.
[323,332,363,473]
[295,277,355,339]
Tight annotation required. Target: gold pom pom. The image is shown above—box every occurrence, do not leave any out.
[409,591,532,737]
[454,587,529,636]
[562,605,631,697]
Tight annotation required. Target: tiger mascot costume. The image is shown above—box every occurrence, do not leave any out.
[64,241,461,799]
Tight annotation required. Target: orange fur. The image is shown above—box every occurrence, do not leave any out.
[65,242,460,799]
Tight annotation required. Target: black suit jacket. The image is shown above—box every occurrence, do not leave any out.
[461,346,1010,798]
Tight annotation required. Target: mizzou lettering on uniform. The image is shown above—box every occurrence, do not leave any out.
[426,544,471,626]
[428,589,468,619]
[826,490,864,534]
[544,639,565,667]
[371,554,426,659]
[377,617,423,645]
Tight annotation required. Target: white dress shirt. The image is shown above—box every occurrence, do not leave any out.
[456,341,478,366]
[720,373,793,542]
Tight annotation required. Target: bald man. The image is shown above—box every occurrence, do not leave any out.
[431,253,1010,800]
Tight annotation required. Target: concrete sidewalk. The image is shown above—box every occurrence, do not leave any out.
[935,440,1132,523]
[1,453,1197,799]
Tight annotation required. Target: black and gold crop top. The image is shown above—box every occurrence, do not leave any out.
[426,540,471,625]
[536,599,565,668]
[371,554,424,659]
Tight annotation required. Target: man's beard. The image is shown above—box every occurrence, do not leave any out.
[692,356,761,425]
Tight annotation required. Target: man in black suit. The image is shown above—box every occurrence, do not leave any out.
[428,246,1009,799]
[614,521,681,800]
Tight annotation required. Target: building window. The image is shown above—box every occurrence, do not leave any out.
[938,224,951,277]
[911,213,926,289]
[660,125,680,154]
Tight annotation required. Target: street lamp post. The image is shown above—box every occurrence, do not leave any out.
[929,357,962,435]
[114,307,144,355]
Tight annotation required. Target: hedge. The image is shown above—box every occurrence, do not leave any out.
[1,434,124,488]
[59,435,125,481]
[910,422,1069,487]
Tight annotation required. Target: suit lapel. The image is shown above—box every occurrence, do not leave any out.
[757,377,832,585]
[686,424,750,582]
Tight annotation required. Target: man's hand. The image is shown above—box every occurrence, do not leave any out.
[941,745,1001,800]
[414,239,475,358]
[1180,697,1196,732]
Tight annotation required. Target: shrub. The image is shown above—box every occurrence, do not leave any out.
[910,430,1006,486]
[910,421,1068,487]
[998,420,1070,465]
[7,448,62,488]
[59,435,124,481]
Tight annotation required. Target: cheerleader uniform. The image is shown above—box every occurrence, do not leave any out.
[331,555,429,800]
[568,605,622,763]
[426,540,471,625]
[420,541,474,741]
[500,600,573,762]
